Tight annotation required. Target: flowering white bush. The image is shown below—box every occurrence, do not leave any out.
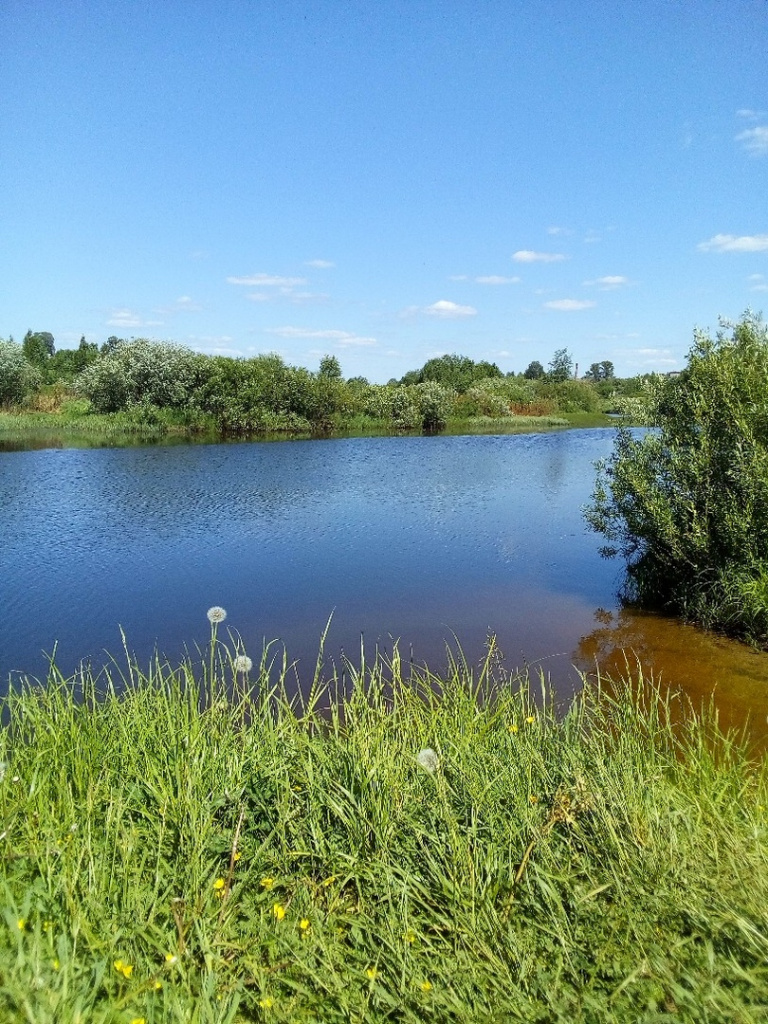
[0,340,42,406]
[76,339,201,412]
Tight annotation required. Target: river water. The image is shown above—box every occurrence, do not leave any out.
[2,429,768,737]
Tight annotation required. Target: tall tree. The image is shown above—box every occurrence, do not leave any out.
[547,348,574,381]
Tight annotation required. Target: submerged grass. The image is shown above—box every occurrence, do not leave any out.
[0,631,767,1023]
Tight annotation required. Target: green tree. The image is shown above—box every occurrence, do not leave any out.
[523,360,545,380]
[22,330,55,366]
[401,354,502,393]
[318,354,342,380]
[547,348,573,381]
[586,312,768,646]
[584,360,615,381]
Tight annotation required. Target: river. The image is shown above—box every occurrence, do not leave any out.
[2,429,768,738]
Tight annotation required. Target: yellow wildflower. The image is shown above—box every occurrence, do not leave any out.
[165,953,178,964]
[526,715,536,724]
[260,877,275,890]
[233,851,242,862]
[366,967,378,980]
[322,875,336,887]
[129,1018,146,1024]
[420,980,433,993]
[272,903,286,921]
[43,920,52,933]
[509,723,518,734]
[16,919,25,931]
[258,996,274,1009]
[113,959,133,978]
[213,877,226,891]
[404,929,416,944]
[52,959,60,970]
[529,795,539,805]
[299,918,311,932]
[153,979,162,990]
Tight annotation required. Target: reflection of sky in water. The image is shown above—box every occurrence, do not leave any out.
[2,429,768,730]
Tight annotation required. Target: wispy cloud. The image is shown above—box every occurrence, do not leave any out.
[512,250,567,263]
[736,108,765,121]
[543,299,596,311]
[304,259,335,269]
[749,273,768,292]
[736,126,768,155]
[583,275,630,290]
[698,234,768,253]
[546,226,571,236]
[265,326,377,347]
[154,295,202,314]
[474,275,520,285]
[624,347,678,369]
[227,273,308,287]
[106,308,164,328]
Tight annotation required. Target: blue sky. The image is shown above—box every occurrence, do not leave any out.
[2,0,767,381]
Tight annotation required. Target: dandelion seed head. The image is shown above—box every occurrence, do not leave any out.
[207,606,227,624]
[233,654,252,673]
[416,748,439,773]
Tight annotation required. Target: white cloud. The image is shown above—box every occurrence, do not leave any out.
[227,273,308,287]
[736,126,768,155]
[624,347,679,368]
[512,250,567,263]
[737,108,765,121]
[424,300,478,318]
[584,275,630,290]
[544,299,597,311]
[583,231,601,244]
[304,259,335,269]
[698,234,768,253]
[448,274,469,281]
[474,275,520,285]
[107,309,146,328]
[285,291,330,305]
[265,326,377,347]
[546,226,570,236]
[749,274,768,292]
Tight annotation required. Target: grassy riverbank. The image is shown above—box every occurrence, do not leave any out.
[1,636,766,1022]
[0,401,615,448]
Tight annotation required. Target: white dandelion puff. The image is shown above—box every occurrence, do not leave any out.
[207,606,227,624]
[234,655,253,673]
[416,748,439,773]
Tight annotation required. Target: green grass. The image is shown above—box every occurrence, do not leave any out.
[0,630,767,1022]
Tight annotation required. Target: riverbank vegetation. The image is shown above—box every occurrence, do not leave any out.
[587,312,768,649]
[0,334,648,445]
[0,624,766,1022]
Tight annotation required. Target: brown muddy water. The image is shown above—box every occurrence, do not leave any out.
[2,429,767,743]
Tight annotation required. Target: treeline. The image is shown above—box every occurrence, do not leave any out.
[1,333,647,437]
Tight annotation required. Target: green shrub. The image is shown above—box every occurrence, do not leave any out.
[76,339,202,412]
[0,340,42,406]
[586,312,768,646]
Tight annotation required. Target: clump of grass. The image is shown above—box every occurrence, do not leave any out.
[0,623,766,1022]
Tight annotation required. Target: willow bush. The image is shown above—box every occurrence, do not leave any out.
[586,311,768,645]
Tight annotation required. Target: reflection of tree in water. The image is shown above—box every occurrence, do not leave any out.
[574,605,768,743]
